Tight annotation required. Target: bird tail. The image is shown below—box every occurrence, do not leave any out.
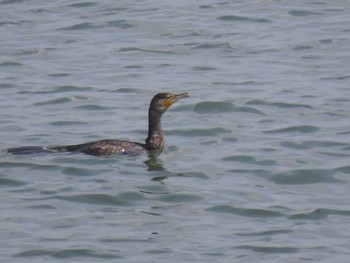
[5,146,63,155]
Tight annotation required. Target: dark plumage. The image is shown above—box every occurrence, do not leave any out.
[6,92,189,156]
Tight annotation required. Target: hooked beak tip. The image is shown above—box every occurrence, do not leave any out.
[174,92,190,101]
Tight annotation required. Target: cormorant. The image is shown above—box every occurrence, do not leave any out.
[6,92,189,156]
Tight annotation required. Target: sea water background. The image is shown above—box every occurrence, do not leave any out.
[1,0,350,262]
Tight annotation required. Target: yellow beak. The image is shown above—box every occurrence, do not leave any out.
[163,93,190,108]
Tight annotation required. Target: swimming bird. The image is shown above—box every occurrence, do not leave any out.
[6,92,189,156]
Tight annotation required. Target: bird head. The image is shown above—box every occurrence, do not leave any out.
[150,92,189,114]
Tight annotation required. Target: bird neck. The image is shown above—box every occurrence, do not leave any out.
[145,109,164,150]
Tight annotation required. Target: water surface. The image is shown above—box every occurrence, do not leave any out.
[1,0,350,262]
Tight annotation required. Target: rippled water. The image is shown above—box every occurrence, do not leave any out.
[1,0,350,262]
